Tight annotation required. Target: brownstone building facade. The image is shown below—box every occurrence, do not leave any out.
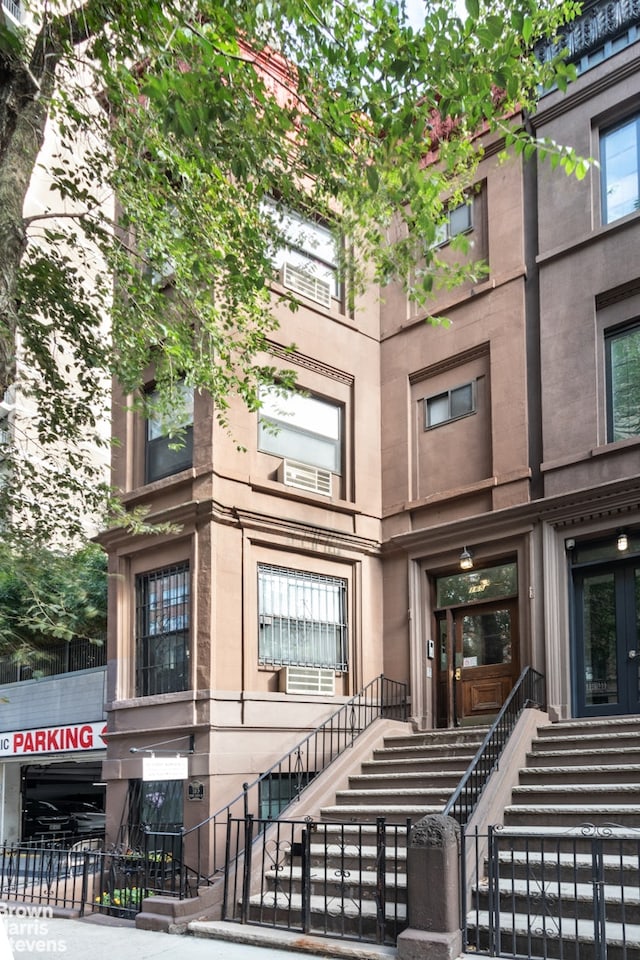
[101,0,640,848]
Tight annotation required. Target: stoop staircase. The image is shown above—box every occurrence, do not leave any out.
[246,724,487,941]
[469,715,640,959]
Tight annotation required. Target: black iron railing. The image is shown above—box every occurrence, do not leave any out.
[222,815,410,945]
[443,666,545,828]
[464,824,640,960]
[180,674,407,890]
[0,637,106,685]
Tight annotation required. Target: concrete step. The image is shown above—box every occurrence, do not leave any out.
[511,782,640,804]
[371,743,479,762]
[348,770,464,791]
[527,745,640,767]
[361,755,476,775]
[520,763,640,785]
[536,717,640,739]
[263,864,407,903]
[308,842,407,870]
[473,875,640,924]
[467,909,640,960]
[320,803,441,824]
[503,803,640,829]
[492,849,640,885]
[246,890,407,939]
[532,730,640,753]
[381,728,486,750]
[333,787,454,807]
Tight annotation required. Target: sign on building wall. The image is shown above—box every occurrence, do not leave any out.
[0,721,107,757]
[142,756,189,781]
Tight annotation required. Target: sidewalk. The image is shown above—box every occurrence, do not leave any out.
[1,913,400,960]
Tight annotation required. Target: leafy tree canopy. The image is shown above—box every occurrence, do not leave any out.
[0,0,585,545]
[0,542,107,659]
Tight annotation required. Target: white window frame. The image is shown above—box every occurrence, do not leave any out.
[258,385,342,475]
[424,381,476,429]
[434,199,474,247]
[263,200,340,300]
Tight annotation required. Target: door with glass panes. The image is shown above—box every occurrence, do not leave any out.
[574,561,640,716]
[435,561,520,727]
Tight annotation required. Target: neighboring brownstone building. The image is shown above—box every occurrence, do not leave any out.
[101,0,640,847]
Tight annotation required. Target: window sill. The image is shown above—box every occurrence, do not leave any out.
[109,689,195,710]
[540,435,640,473]
[537,207,640,266]
[121,467,196,505]
[250,474,358,513]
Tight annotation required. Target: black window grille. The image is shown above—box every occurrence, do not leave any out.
[135,563,190,697]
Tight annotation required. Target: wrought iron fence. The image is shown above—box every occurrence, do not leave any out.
[0,637,106,685]
[464,824,640,960]
[443,666,545,827]
[222,815,410,945]
[0,837,183,920]
[181,674,408,889]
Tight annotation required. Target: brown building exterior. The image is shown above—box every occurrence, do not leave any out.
[101,0,640,855]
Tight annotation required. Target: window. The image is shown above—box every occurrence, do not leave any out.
[606,322,640,441]
[601,115,640,224]
[258,772,316,820]
[135,563,190,697]
[2,0,22,25]
[264,201,340,304]
[258,386,342,474]
[258,564,348,671]
[434,200,473,246]
[425,382,475,428]
[145,381,193,483]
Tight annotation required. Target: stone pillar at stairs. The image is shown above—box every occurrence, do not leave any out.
[397,814,462,960]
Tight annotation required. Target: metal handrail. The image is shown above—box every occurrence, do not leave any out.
[443,666,545,827]
[179,673,408,888]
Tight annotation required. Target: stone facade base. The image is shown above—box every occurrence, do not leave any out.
[397,926,463,960]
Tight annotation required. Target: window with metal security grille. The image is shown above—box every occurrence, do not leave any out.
[258,771,317,820]
[425,381,475,429]
[135,563,190,697]
[606,322,640,441]
[145,381,193,484]
[258,386,342,475]
[263,200,340,304]
[601,114,640,225]
[258,564,348,671]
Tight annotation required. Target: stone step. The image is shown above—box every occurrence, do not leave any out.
[474,875,640,924]
[246,890,407,939]
[491,849,640,885]
[348,770,464,791]
[334,787,453,807]
[361,755,476,775]
[371,743,479,762]
[520,764,640,785]
[511,782,640,804]
[536,717,640,739]
[503,804,640,829]
[527,746,640,767]
[263,864,407,903]
[467,909,640,960]
[320,803,442,824]
[381,729,486,750]
[532,730,640,753]
[308,842,407,870]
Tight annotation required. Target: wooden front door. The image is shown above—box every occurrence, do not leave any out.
[454,600,519,724]
[437,600,520,726]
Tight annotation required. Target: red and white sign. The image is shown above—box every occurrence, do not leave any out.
[0,721,108,757]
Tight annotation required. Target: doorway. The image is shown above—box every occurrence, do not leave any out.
[574,560,640,716]
[434,560,520,727]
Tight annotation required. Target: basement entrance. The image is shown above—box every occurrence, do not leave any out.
[572,533,640,717]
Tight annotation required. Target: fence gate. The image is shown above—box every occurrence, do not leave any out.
[464,825,640,960]
[223,815,409,946]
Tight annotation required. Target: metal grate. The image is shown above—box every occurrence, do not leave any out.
[135,563,190,697]
[258,564,348,671]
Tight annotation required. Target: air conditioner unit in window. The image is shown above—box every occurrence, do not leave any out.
[282,262,332,309]
[278,459,332,497]
[279,666,335,696]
